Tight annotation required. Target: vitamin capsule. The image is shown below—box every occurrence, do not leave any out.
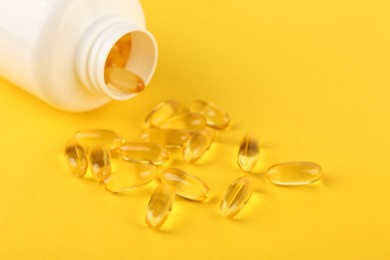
[89,146,112,183]
[118,142,170,165]
[144,100,182,127]
[266,161,323,185]
[139,128,190,148]
[160,112,206,132]
[105,33,132,68]
[189,100,231,129]
[182,127,215,163]
[74,129,124,150]
[64,140,88,177]
[104,162,156,193]
[220,176,254,218]
[105,67,145,94]
[145,184,175,230]
[159,168,209,201]
[237,133,260,173]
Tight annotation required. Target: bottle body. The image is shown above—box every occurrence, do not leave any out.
[0,0,157,112]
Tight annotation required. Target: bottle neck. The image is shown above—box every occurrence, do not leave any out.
[76,16,158,100]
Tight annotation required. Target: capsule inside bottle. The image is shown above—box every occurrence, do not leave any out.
[145,184,176,230]
[159,168,209,201]
[267,161,323,185]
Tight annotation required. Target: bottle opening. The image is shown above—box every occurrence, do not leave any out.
[77,17,158,100]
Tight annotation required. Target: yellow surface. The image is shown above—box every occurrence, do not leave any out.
[1,0,390,259]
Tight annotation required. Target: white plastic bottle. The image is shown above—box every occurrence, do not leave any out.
[0,0,158,112]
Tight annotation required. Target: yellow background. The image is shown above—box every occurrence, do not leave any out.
[1,0,390,259]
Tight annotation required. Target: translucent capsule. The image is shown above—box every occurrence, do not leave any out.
[189,100,231,129]
[267,161,323,185]
[88,146,112,183]
[64,140,88,177]
[220,176,254,218]
[74,129,124,151]
[160,112,206,132]
[104,161,156,193]
[159,168,209,201]
[139,128,190,148]
[105,33,132,68]
[105,67,145,94]
[145,184,175,230]
[182,127,215,163]
[237,133,260,173]
[144,100,182,127]
[118,142,170,165]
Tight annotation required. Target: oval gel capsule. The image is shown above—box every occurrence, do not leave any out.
[160,112,206,132]
[139,128,190,148]
[64,140,88,177]
[145,100,182,127]
[237,133,260,173]
[189,100,231,129]
[220,176,254,218]
[145,184,176,230]
[182,127,215,163]
[104,161,156,193]
[105,67,145,94]
[118,142,170,165]
[89,146,112,183]
[160,168,209,201]
[267,161,323,185]
[74,129,124,150]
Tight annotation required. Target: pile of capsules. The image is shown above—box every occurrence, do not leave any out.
[64,100,323,230]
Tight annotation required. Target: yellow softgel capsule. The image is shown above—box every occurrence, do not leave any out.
[145,184,175,230]
[118,142,170,165]
[159,168,209,201]
[105,33,132,68]
[74,129,124,150]
[182,127,215,163]
[139,128,190,148]
[266,161,323,185]
[104,161,156,193]
[160,112,206,132]
[89,146,112,183]
[64,140,88,177]
[189,100,231,129]
[220,176,254,218]
[144,100,182,127]
[237,133,260,173]
[105,67,145,94]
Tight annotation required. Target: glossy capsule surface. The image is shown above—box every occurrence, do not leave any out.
[189,100,231,129]
[89,146,112,183]
[118,142,170,165]
[182,127,215,163]
[105,67,145,94]
[145,184,175,230]
[160,112,206,132]
[237,133,260,173]
[73,129,124,150]
[220,176,254,218]
[104,161,156,193]
[139,128,190,148]
[145,100,182,127]
[267,161,323,185]
[64,140,88,177]
[159,168,209,201]
[105,33,132,68]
